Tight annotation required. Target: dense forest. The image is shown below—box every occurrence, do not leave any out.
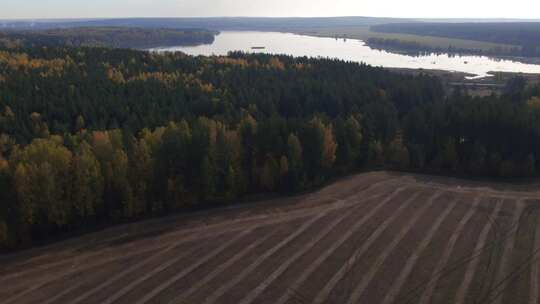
[371,23,540,57]
[0,27,216,49]
[1,44,540,249]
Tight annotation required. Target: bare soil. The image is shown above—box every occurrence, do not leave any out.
[3,171,540,304]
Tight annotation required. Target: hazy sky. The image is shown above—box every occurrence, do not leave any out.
[2,0,540,19]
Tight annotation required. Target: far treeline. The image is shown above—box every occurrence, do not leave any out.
[371,22,540,57]
[366,37,522,58]
[0,27,216,49]
[1,45,540,249]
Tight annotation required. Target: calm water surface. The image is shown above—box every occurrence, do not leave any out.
[154,31,540,79]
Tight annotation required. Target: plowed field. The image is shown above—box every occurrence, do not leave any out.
[2,172,540,304]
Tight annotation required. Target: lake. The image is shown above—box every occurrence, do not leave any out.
[154,31,540,79]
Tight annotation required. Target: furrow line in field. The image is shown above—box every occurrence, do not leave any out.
[274,186,408,304]
[131,230,251,304]
[2,245,160,304]
[236,204,359,304]
[416,196,482,304]
[167,231,277,304]
[487,200,526,304]
[312,190,420,304]
[530,210,540,304]
[2,190,381,302]
[200,213,327,304]
[380,197,459,304]
[453,199,505,304]
[345,191,443,304]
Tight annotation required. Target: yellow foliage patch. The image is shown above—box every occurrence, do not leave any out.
[0,51,71,77]
[106,68,125,84]
[268,57,285,71]
[214,57,249,67]
[200,83,214,93]
[128,72,181,87]
[527,96,540,109]
[0,157,8,171]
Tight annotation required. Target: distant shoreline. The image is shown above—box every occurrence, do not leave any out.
[292,30,540,66]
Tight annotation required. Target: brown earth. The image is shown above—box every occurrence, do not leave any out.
[2,171,540,304]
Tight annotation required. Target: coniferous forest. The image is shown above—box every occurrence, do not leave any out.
[1,44,540,249]
[0,27,216,49]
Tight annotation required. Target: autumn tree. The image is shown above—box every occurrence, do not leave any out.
[260,154,279,191]
[387,134,410,169]
[435,139,458,171]
[368,140,385,167]
[190,118,216,201]
[0,106,15,139]
[75,115,86,131]
[335,116,363,169]
[29,112,50,139]
[0,220,6,247]
[11,138,72,227]
[303,118,326,178]
[286,134,304,191]
[468,142,487,175]
[155,121,192,209]
[215,127,243,200]
[0,133,15,157]
[0,157,10,246]
[129,137,153,216]
[322,123,338,170]
[111,149,134,218]
[71,142,104,221]
[240,115,257,189]
[279,155,289,191]
[302,118,337,183]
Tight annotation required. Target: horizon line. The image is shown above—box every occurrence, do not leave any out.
[2,16,540,22]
